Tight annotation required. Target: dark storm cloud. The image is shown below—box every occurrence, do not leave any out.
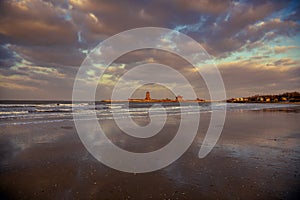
[0,45,17,68]
[0,0,297,59]
[9,45,86,67]
[0,0,78,46]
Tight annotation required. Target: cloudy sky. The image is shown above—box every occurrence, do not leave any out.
[0,0,299,100]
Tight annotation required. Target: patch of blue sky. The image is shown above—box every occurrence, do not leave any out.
[216,30,300,65]
[269,34,300,62]
[64,12,72,21]
[214,50,251,65]
[173,16,208,34]
[267,0,300,22]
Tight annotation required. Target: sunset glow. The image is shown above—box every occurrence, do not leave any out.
[0,0,299,99]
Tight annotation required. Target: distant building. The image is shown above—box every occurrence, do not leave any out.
[281,97,287,101]
[176,95,183,101]
[226,91,300,103]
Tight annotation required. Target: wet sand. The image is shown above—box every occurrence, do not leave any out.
[0,107,300,199]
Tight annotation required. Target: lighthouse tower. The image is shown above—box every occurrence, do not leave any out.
[145,91,151,100]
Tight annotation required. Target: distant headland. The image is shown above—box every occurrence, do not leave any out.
[101,91,206,103]
[101,91,300,103]
[227,91,300,103]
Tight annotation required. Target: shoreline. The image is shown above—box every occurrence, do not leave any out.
[1,99,299,105]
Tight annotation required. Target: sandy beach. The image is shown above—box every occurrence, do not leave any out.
[0,106,300,200]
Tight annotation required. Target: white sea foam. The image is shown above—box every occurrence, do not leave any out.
[0,102,297,126]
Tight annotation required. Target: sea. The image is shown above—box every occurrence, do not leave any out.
[0,101,297,126]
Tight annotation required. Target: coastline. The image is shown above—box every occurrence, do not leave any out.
[227,101,300,105]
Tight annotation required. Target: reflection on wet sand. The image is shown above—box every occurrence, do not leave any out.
[254,107,300,113]
[0,107,299,199]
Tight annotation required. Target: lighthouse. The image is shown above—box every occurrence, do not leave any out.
[145,91,151,100]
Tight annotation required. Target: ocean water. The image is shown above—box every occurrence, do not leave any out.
[0,101,296,126]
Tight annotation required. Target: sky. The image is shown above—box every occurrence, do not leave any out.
[0,0,299,100]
